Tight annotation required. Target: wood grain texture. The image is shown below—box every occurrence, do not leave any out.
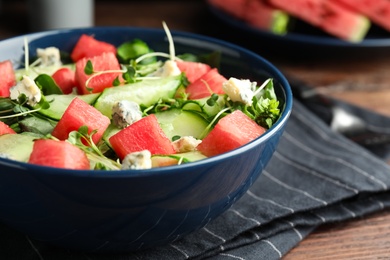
[1,1,390,259]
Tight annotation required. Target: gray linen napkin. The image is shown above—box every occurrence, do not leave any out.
[1,90,390,259]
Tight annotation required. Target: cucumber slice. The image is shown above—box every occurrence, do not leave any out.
[155,109,209,140]
[15,64,74,80]
[37,93,100,120]
[94,75,182,118]
[19,116,56,135]
[102,123,121,149]
[151,151,207,167]
[182,95,225,117]
[0,133,37,162]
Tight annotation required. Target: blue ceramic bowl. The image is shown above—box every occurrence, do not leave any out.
[0,27,292,252]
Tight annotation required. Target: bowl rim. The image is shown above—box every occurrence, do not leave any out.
[0,26,293,177]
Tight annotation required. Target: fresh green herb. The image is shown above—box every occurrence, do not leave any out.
[34,74,63,95]
[117,39,156,64]
[67,126,121,170]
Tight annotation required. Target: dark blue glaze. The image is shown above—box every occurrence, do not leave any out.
[0,27,292,252]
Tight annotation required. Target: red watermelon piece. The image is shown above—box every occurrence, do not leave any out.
[0,121,16,135]
[245,0,289,33]
[109,114,176,160]
[176,60,211,83]
[197,110,266,157]
[332,0,390,32]
[51,97,110,144]
[75,52,122,94]
[208,0,289,34]
[268,0,370,41]
[52,67,76,94]
[28,139,90,170]
[0,60,16,98]
[70,34,117,62]
[186,68,227,99]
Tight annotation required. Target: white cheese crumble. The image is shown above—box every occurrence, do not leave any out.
[9,75,42,106]
[149,60,181,77]
[121,150,152,170]
[222,77,256,105]
[36,47,62,67]
[172,136,202,153]
[112,100,143,129]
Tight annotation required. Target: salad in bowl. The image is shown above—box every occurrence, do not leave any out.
[0,24,292,252]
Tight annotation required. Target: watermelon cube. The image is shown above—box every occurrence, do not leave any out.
[208,0,289,34]
[28,139,90,170]
[52,67,77,94]
[245,0,289,34]
[268,0,371,41]
[197,110,266,157]
[186,68,227,99]
[70,34,117,62]
[51,97,110,144]
[0,121,16,135]
[0,60,16,98]
[75,52,122,94]
[176,60,211,83]
[109,114,176,160]
[332,0,390,32]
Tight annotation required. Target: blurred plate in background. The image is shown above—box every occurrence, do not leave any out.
[207,3,390,60]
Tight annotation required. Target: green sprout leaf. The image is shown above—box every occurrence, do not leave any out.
[34,74,63,95]
[84,60,94,75]
[67,126,121,170]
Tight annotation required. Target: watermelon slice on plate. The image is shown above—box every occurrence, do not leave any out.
[268,0,371,42]
[332,0,390,32]
[207,0,290,34]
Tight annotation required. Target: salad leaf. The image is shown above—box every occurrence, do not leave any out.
[34,74,63,95]
[117,39,156,64]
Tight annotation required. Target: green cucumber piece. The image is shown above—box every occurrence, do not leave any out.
[15,64,74,80]
[37,93,100,120]
[19,116,56,135]
[151,151,207,167]
[0,133,37,162]
[102,123,121,149]
[155,108,209,140]
[174,151,207,162]
[94,75,182,118]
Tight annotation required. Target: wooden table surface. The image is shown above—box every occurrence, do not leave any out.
[2,0,390,259]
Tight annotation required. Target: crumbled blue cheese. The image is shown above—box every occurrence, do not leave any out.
[222,77,256,105]
[9,75,42,106]
[172,136,202,153]
[121,150,152,170]
[112,100,143,129]
[36,47,62,67]
[149,60,181,77]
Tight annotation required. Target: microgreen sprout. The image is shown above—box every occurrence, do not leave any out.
[67,126,121,170]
